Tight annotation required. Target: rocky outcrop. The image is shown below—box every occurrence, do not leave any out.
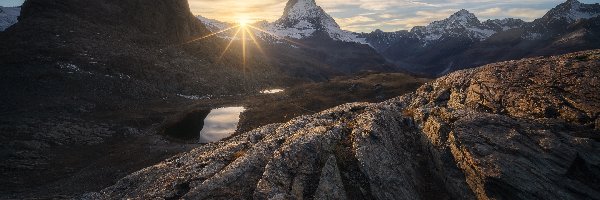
[88,50,599,199]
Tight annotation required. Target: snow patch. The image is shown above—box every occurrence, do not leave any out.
[554,0,600,22]
[177,94,212,100]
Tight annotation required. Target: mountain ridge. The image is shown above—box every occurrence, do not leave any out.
[364,0,600,76]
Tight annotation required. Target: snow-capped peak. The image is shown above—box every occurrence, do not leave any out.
[543,0,600,23]
[278,0,327,24]
[261,0,365,44]
[411,9,496,44]
[446,9,479,25]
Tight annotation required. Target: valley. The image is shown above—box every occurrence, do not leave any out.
[0,70,427,198]
[0,0,598,199]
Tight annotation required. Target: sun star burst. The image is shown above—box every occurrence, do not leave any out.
[183,18,304,68]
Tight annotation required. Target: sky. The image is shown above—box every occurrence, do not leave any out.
[2,0,599,32]
[1,0,23,7]
[188,0,600,32]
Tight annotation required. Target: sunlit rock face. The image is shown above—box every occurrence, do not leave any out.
[88,50,600,199]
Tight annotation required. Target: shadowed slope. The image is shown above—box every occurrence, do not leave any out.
[90,50,599,199]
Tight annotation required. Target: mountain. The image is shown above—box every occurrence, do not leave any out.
[0,6,20,31]
[541,0,600,24]
[360,10,524,52]
[197,0,365,44]
[363,0,600,76]
[412,9,500,44]
[197,0,393,77]
[88,49,600,199]
[196,15,230,33]
[259,0,364,43]
[482,18,526,31]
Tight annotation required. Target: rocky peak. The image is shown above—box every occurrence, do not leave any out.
[446,9,480,25]
[282,0,318,18]
[542,0,600,23]
[411,9,495,43]
[261,0,365,43]
[276,0,339,29]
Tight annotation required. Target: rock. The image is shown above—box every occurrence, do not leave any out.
[88,50,600,199]
[314,155,347,199]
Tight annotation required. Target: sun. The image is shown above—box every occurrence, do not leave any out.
[237,17,250,27]
[185,15,302,68]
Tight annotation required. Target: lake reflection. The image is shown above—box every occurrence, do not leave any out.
[199,107,245,143]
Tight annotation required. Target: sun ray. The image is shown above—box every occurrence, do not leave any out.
[182,19,315,68]
[247,25,307,48]
[219,28,242,60]
[184,25,240,44]
[244,28,266,58]
[242,26,247,67]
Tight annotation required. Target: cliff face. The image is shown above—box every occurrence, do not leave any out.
[88,50,600,199]
[18,0,207,42]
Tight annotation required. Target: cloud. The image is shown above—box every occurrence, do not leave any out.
[337,16,376,25]
[382,9,458,30]
[475,7,550,21]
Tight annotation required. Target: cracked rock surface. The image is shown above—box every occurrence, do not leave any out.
[87,50,600,199]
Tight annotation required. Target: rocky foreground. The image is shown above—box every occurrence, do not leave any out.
[86,50,599,199]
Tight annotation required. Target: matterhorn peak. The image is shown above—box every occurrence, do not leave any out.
[277,0,336,27]
[260,0,365,43]
[283,0,318,14]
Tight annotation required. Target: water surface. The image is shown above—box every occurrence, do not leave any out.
[199,107,245,143]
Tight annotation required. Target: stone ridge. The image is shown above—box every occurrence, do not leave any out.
[85,50,600,199]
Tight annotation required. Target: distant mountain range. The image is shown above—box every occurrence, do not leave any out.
[0,6,20,31]
[198,0,600,76]
[3,0,599,76]
[361,0,600,75]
